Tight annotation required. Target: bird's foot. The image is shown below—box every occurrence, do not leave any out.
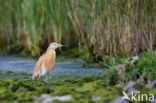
[46,76,48,83]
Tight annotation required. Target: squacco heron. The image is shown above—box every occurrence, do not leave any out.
[32,42,63,82]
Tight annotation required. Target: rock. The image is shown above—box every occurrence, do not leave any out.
[127,87,139,95]
[146,80,156,89]
[92,97,102,102]
[13,101,19,103]
[123,81,136,91]
[111,97,130,103]
[123,81,139,94]
[35,94,72,103]
[137,78,149,84]
[151,98,156,103]
[9,84,19,92]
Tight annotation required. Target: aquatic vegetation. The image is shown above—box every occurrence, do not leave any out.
[0,0,155,62]
[0,75,155,103]
[101,51,156,83]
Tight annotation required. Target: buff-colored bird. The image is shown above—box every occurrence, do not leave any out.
[32,42,63,82]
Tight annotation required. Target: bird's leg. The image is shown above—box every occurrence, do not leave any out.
[46,75,48,83]
[38,76,40,83]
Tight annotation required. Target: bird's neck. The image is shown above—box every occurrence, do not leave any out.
[46,48,55,56]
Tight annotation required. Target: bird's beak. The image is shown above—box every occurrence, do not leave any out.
[58,44,64,47]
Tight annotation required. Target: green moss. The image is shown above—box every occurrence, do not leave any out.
[0,89,17,101]
[93,89,115,102]
[0,75,155,103]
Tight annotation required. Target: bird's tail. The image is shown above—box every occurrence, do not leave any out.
[32,60,42,80]
[32,70,38,80]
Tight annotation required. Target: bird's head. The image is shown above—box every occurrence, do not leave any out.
[49,42,63,50]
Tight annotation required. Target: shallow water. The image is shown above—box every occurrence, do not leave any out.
[0,56,104,78]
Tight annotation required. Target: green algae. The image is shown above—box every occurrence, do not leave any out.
[0,75,155,103]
